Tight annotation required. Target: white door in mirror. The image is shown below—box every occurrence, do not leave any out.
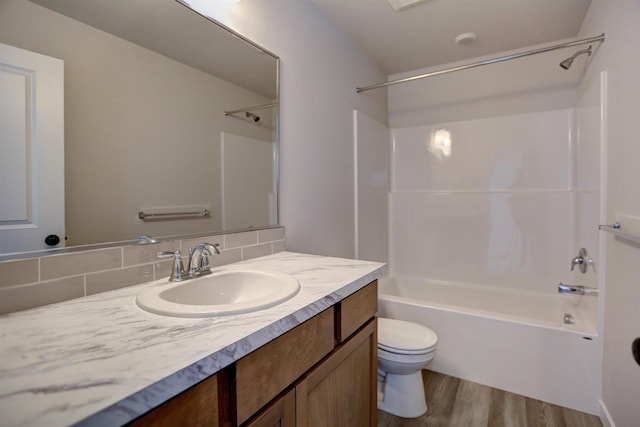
[135,268,300,317]
[0,43,64,253]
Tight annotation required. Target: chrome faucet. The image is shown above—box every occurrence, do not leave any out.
[157,243,220,282]
[156,250,187,282]
[570,248,595,273]
[187,243,221,277]
[558,282,599,296]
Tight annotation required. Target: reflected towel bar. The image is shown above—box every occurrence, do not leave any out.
[224,102,277,116]
[139,209,210,220]
[599,221,640,244]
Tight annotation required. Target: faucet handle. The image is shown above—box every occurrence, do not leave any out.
[570,257,580,271]
[571,248,595,273]
[187,243,221,276]
[157,250,186,282]
[196,243,221,272]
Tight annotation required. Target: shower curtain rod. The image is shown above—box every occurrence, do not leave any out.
[356,33,605,93]
[224,102,278,116]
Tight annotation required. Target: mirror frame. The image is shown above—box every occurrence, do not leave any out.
[0,0,280,261]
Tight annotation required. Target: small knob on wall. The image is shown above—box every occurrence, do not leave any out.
[44,234,61,246]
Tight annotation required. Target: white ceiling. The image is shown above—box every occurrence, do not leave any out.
[312,0,592,75]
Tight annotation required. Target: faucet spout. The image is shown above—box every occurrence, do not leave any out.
[188,243,221,276]
[558,282,599,296]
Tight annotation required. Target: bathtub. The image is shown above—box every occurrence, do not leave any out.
[377,276,601,415]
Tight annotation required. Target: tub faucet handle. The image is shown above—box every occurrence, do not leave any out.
[570,248,595,273]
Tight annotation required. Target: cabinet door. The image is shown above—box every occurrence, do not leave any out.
[295,319,377,427]
[243,389,295,427]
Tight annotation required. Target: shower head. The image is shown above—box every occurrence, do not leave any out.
[559,45,592,70]
[245,111,260,122]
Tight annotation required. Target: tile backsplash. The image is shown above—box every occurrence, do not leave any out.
[0,227,285,315]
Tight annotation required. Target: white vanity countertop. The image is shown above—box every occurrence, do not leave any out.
[0,251,386,427]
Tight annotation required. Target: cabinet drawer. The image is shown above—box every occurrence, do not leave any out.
[235,308,334,425]
[338,280,377,342]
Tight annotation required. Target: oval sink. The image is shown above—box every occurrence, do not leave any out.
[136,268,300,317]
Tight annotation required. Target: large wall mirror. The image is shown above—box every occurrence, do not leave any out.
[0,0,279,258]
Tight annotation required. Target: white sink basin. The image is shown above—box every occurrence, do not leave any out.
[135,268,300,317]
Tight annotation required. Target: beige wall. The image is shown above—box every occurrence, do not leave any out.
[578,1,640,425]
[187,0,389,258]
[0,0,274,246]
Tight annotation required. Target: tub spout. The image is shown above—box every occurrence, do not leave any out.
[558,283,599,296]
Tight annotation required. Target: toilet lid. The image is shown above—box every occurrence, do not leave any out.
[378,318,437,353]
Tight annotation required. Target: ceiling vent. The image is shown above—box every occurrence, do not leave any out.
[386,0,429,12]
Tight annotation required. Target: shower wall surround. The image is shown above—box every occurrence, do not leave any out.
[0,227,285,315]
[389,109,595,295]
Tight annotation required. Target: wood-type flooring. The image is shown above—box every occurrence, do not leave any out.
[377,370,603,427]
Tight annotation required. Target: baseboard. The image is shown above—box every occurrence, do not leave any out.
[599,400,615,427]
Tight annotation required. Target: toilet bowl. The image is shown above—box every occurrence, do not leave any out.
[377,317,438,418]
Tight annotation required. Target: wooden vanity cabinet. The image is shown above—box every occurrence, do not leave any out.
[130,280,378,427]
[241,280,378,427]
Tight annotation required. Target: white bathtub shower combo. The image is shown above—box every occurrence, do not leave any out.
[353,34,606,417]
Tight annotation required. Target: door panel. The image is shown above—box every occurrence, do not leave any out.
[0,42,64,253]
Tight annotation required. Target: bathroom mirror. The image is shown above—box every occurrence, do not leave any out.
[0,0,279,257]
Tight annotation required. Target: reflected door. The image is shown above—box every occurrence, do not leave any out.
[0,42,64,254]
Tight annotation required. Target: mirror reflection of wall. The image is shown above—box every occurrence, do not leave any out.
[0,0,278,255]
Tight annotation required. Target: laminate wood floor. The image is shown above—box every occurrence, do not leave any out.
[377,370,602,427]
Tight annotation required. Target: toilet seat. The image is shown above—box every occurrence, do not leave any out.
[378,318,437,354]
[379,344,436,355]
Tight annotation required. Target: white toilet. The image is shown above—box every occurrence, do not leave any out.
[377,317,438,418]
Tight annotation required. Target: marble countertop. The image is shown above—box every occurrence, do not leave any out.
[0,252,386,427]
